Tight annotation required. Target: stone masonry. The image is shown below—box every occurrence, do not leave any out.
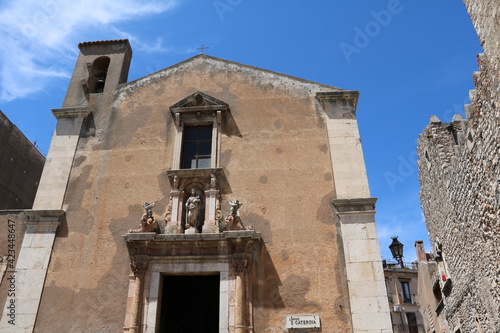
[0,111,44,209]
[0,39,392,332]
[416,1,499,332]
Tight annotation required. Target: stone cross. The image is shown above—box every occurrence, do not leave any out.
[197,44,209,54]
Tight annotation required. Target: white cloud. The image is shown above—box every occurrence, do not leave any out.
[375,190,430,262]
[0,0,178,102]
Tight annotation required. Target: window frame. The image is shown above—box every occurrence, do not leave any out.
[170,92,227,170]
[400,280,412,304]
[181,125,214,169]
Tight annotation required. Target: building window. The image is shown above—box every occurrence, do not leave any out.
[406,312,419,333]
[181,126,213,169]
[169,91,229,170]
[401,281,412,304]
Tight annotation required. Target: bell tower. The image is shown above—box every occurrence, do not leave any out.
[63,39,132,107]
[2,40,133,332]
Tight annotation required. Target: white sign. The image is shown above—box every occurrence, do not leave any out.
[286,315,321,329]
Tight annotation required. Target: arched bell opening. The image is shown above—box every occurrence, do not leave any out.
[88,56,110,93]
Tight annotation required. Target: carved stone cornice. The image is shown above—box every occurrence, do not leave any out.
[316,91,359,119]
[331,197,377,212]
[166,168,229,193]
[52,106,92,119]
[123,231,261,267]
[316,90,359,105]
[169,91,229,126]
[22,209,65,228]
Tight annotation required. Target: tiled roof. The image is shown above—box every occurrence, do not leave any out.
[78,39,129,49]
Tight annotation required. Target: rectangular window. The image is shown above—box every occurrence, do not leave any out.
[181,126,212,169]
[401,281,412,304]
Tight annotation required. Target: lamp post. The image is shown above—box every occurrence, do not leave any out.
[389,236,404,268]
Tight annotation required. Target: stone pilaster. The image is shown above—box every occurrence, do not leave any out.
[0,210,64,332]
[317,91,370,198]
[332,198,392,333]
[164,191,182,234]
[125,261,148,333]
[233,258,248,333]
[33,107,91,210]
[203,189,220,233]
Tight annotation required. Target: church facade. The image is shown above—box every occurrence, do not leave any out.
[0,40,391,332]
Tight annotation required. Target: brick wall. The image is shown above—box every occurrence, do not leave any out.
[416,1,499,331]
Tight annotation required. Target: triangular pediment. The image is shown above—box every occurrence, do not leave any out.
[170,91,228,110]
[169,91,229,126]
[118,54,347,100]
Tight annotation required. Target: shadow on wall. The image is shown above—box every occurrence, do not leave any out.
[253,241,323,329]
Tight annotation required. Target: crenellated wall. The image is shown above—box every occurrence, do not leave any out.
[416,1,500,331]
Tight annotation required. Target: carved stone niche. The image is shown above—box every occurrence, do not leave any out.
[164,168,228,234]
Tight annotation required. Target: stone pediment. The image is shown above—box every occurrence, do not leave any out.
[170,91,228,112]
[169,91,229,126]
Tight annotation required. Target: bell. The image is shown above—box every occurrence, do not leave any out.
[95,75,105,93]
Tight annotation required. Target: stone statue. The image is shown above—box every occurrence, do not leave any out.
[225,199,250,230]
[229,199,242,215]
[185,189,201,230]
[128,202,159,233]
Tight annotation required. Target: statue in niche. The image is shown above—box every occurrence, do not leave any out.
[185,189,201,230]
[225,199,253,231]
[128,202,159,233]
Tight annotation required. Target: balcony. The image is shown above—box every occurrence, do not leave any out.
[387,293,418,305]
[383,260,418,270]
[392,324,425,333]
[398,293,418,305]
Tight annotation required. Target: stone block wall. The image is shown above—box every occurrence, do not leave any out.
[416,1,499,331]
[0,111,45,209]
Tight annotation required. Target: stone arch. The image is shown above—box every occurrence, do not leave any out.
[88,56,110,93]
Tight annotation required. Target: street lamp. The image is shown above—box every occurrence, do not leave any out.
[389,236,404,268]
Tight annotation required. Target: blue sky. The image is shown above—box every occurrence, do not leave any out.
[0,0,482,261]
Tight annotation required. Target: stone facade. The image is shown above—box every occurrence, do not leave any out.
[414,241,450,333]
[416,1,499,332]
[0,39,391,332]
[383,260,425,333]
[0,111,45,209]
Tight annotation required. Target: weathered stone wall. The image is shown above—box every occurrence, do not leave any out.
[461,0,499,59]
[33,55,354,332]
[417,1,499,331]
[0,111,45,209]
